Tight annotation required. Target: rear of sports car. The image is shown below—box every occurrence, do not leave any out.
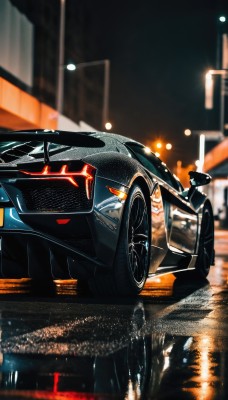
[0,131,127,284]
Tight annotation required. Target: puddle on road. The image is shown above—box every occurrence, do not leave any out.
[0,333,227,400]
[0,255,227,399]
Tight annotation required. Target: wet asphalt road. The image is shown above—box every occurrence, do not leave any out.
[0,231,227,399]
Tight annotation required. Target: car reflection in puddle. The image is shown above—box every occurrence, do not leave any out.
[0,275,227,399]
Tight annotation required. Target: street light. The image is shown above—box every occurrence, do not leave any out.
[105,122,112,130]
[65,60,111,130]
[56,0,111,130]
[219,16,226,23]
[149,140,172,160]
[204,69,228,135]
[57,60,111,130]
[184,129,224,172]
[66,63,76,71]
[184,129,192,136]
[216,15,227,69]
[56,0,66,117]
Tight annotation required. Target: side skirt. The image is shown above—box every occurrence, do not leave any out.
[148,249,197,278]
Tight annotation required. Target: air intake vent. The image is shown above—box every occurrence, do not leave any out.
[15,179,93,212]
[0,142,40,163]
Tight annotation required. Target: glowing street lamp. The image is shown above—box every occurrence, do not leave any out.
[57,59,111,130]
[57,0,110,129]
[204,69,228,134]
[66,63,76,71]
[151,140,172,159]
[205,71,214,109]
[219,16,226,23]
[184,129,192,136]
[156,141,162,149]
[166,143,172,150]
[105,122,112,131]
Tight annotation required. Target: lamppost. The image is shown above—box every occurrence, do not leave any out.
[205,69,228,136]
[56,0,65,117]
[56,0,111,130]
[216,15,227,69]
[183,129,224,172]
[64,60,111,130]
[206,15,228,135]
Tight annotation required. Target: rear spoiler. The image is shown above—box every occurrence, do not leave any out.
[0,129,104,164]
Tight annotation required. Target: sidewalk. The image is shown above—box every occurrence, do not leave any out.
[215,230,228,256]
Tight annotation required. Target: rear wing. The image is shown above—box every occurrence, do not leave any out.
[0,129,104,164]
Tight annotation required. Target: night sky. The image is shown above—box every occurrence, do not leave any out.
[86,0,228,168]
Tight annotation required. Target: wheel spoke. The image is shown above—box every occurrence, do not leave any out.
[131,198,140,227]
[129,247,134,266]
[135,207,146,231]
[133,240,148,247]
[129,244,145,281]
[131,249,143,281]
[134,233,148,239]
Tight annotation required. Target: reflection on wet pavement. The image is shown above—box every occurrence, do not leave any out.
[0,233,227,399]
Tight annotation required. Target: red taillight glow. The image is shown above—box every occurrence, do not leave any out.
[56,219,71,225]
[53,372,59,393]
[20,164,95,199]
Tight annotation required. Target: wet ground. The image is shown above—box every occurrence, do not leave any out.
[0,230,227,399]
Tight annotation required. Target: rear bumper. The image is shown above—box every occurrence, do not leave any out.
[0,176,128,279]
[0,229,107,280]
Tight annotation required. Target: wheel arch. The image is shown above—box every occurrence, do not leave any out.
[83,151,153,188]
[130,176,151,219]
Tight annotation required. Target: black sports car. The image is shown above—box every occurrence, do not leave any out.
[0,130,214,295]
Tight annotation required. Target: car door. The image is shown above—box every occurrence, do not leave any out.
[154,161,198,254]
[125,143,198,255]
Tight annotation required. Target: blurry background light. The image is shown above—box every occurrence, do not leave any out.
[105,122,112,130]
[66,63,76,71]
[205,71,214,109]
[195,160,200,167]
[156,142,162,149]
[184,129,192,136]
[166,143,172,150]
[219,16,226,22]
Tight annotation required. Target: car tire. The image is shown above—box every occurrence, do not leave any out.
[194,201,214,279]
[175,201,214,281]
[89,184,150,296]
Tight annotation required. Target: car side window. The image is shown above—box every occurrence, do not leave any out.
[126,143,182,192]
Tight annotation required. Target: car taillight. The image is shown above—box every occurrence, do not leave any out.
[20,163,95,199]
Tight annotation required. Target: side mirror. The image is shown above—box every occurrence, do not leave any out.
[189,171,212,187]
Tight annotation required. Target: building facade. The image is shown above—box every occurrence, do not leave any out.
[1,0,104,131]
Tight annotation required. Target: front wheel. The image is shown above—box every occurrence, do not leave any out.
[89,185,150,296]
[175,202,214,281]
[194,202,214,279]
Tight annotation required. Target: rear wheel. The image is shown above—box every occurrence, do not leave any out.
[89,185,150,296]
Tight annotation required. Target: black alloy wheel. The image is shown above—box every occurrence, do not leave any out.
[127,190,150,287]
[89,185,150,296]
[194,202,214,279]
[175,201,214,281]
